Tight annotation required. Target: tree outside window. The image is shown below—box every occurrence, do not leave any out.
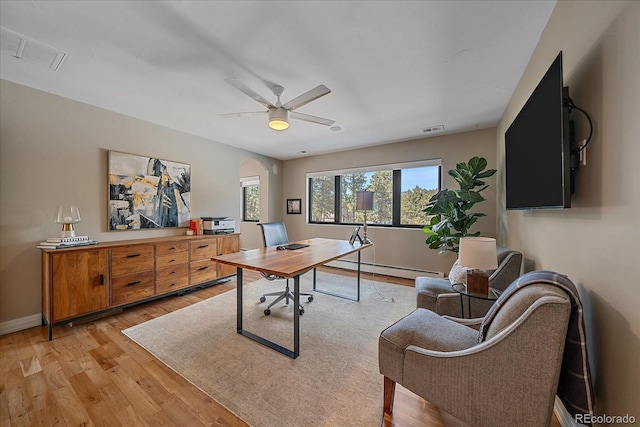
[243,183,260,222]
[309,175,335,222]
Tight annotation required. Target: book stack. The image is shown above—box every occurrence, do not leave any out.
[37,235,99,249]
[189,219,204,235]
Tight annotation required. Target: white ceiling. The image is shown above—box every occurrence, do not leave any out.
[0,1,556,160]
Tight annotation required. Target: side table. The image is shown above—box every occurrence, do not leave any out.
[451,283,502,318]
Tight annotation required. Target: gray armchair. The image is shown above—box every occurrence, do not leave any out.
[379,273,574,427]
[416,246,522,318]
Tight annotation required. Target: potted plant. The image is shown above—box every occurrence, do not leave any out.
[422,156,496,253]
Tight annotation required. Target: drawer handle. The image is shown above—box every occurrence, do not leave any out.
[127,280,142,286]
[99,274,104,286]
[169,271,176,275]
[126,254,141,258]
[198,244,209,249]
[169,259,176,263]
[197,266,209,271]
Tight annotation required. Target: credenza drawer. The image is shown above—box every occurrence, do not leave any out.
[156,252,189,269]
[156,264,190,293]
[111,271,155,305]
[190,238,217,261]
[190,260,218,284]
[155,241,189,256]
[111,245,154,276]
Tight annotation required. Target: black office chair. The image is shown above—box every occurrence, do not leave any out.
[257,222,313,315]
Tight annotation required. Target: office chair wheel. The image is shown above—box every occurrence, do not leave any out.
[264,309,271,316]
[260,296,266,303]
[307,295,314,302]
[299,308,305,315]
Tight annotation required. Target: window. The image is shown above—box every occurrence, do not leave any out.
[308,160,441,227]
[241,176,260,222]
[309,175,335,222]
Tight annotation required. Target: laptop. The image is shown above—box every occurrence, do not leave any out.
[276,243,310,251]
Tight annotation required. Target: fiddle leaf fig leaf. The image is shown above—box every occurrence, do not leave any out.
[476,169,497,179]
[468,156,487,173]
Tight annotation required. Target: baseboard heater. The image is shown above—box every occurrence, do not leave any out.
[325,259,444,280]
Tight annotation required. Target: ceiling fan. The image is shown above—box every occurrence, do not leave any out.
[220,78,335,131]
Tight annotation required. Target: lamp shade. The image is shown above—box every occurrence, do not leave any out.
[54,205,81,224]
[356,191,374,211]
[268,107,289,130]
[458,237,497,270]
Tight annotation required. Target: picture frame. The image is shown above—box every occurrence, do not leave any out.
[108,150,191,230]
[287,198,302,215]
[349,226,363,245]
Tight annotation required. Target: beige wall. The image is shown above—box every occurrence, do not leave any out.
[497,0,639,418]
[239,158,283,250]
[0,80,280,325]
[281,128,498,274]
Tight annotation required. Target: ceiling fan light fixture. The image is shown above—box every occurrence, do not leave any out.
[268,107,289,131]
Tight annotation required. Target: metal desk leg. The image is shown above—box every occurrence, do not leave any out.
[313,251,362,301]
[237,267,243,332]
[236,266,299,359]
[293,274,300,358]
[356,250,361,302]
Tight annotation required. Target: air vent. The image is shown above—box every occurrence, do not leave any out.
[1,27,66,71]
[422,125,444,134]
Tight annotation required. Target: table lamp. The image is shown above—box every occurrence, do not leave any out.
[54,205,81,238]
[355,191,374,244]
[458,237,497,295]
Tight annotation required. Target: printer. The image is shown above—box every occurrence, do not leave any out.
[202,217,236,234]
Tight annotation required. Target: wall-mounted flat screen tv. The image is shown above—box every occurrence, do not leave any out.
[505,52,571,210]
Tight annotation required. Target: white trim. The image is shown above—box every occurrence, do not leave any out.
[326,259,444,280]
[240,175,260,187]
[306,158,441,178]
[0,313,42,335]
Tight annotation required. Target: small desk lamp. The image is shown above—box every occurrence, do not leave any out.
[458,237,497,295]
[54,205,81,238]
[356,191,374,244]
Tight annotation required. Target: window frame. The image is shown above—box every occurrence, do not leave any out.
[306,159,441,228]
[241,176,260,222]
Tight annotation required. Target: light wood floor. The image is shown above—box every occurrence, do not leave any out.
[1,267,559,426]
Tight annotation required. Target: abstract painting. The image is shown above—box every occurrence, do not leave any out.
[108,151,191,230]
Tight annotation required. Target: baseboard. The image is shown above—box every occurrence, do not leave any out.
[325,259,444,280]
[0,313,42,336]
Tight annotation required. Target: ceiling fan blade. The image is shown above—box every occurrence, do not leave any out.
[282,85,331,111]
[290,112,335,127]
[219,111,267,118]
[224,78,275,109]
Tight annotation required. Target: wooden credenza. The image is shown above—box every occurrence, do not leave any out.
[40,233,240,340]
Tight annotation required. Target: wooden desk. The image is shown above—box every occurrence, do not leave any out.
[211,238,372,358]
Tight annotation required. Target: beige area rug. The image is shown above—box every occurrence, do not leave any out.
[122,272,415,427]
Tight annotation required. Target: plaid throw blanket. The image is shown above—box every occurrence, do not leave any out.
[478,270,595,422]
